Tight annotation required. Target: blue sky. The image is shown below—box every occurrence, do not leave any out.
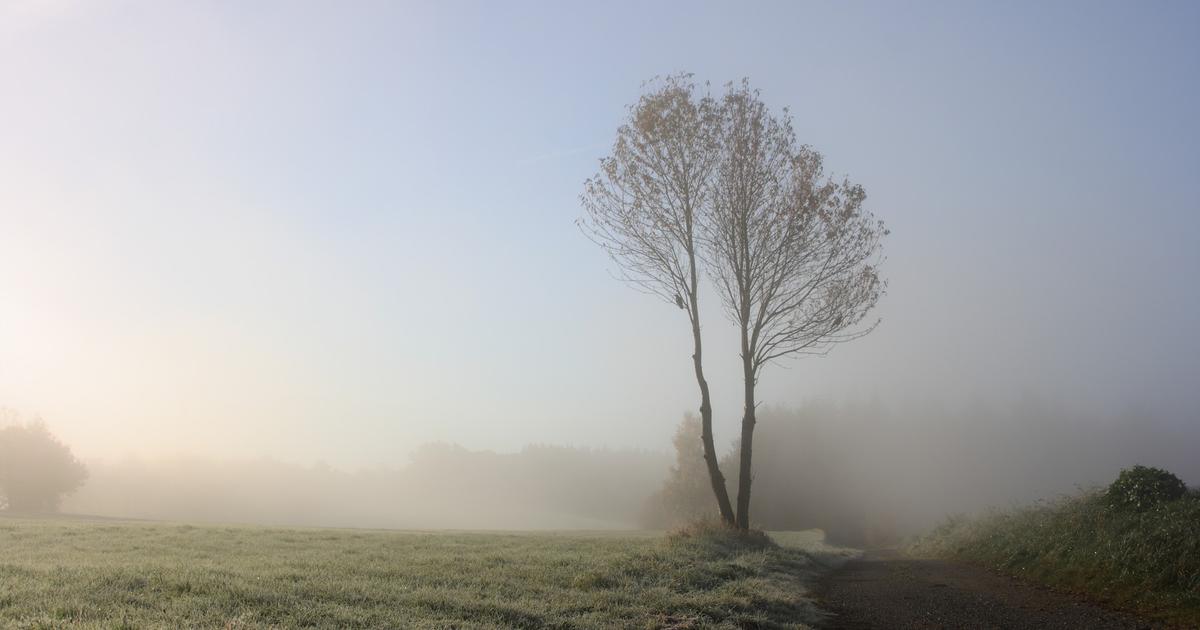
[1,1,1197,466]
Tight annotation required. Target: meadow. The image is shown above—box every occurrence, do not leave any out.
[0,516,853,629]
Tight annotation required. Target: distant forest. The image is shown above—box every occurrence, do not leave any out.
[60,398,1197,542]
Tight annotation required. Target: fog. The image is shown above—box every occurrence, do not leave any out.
[63,444,669,530]
[2,2,1198,535]
[45,396,1198,541]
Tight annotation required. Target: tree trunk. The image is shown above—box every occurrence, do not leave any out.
[691,319,736,525]
[4,492,52,513]
[735,352,756,530]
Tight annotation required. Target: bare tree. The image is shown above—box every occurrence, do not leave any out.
[580,75,737,525]
[705,81,887,529]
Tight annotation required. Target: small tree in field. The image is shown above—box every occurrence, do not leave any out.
[0,419,89,512]
[580,75,737,525]
[584,77,886,531]
[641,414,741,527]
[705,82,886,529]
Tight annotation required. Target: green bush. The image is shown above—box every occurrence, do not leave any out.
[1103,464,1187,512]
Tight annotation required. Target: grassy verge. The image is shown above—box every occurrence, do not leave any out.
[0,516,855,629]
[911,489,1200,625]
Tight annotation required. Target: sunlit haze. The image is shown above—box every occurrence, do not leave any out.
[3,0,1197,480]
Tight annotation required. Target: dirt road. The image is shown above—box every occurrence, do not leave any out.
[814,551,1165,629]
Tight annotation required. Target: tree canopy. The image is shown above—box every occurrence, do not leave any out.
[0,419,88,512]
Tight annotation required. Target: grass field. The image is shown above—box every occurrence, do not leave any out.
[0,515,854,629]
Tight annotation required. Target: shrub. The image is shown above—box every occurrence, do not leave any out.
[912,467,1200,625]
[1103,465,1188,512]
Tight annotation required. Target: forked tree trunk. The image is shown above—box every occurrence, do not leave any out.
[691,321,736,525]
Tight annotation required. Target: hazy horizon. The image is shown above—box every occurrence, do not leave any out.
[3,1,1198,472]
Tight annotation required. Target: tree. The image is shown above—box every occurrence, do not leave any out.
[580,75,737,525]
[0,418,89,512]
[705,81,887,529]
[584,77,886,531]
[640,414,738,527]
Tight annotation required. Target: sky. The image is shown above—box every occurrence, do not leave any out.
[1,0,1198,468]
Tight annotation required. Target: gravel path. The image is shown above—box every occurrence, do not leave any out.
[814,550,1165,629]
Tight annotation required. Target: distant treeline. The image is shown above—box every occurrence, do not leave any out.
[65,444,669,530]
[56,397,1199,538]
